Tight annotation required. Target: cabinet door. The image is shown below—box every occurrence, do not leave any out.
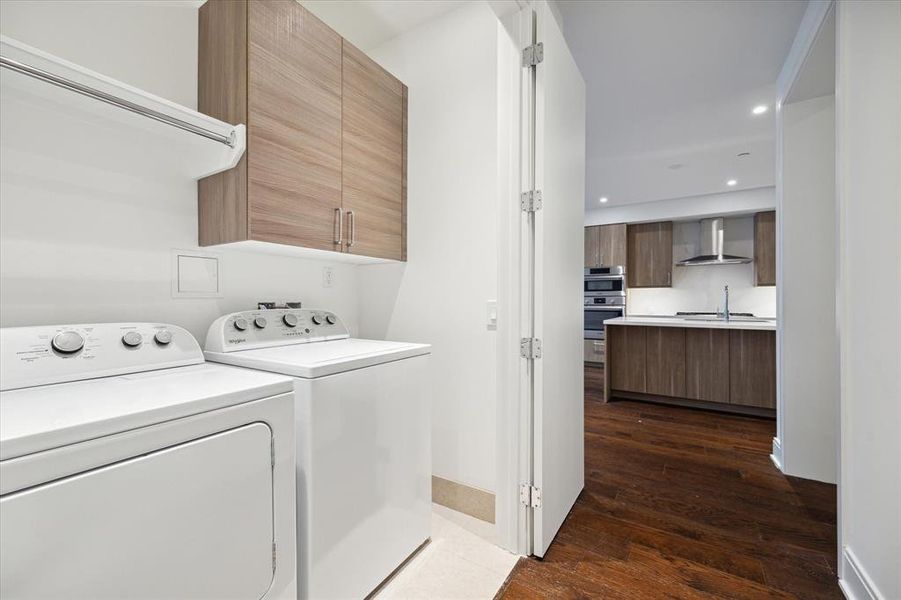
[584,226,600,268]
[685,328,730,403]
[755,211,776,286]
[608,325,646,393]
[729,330,776,408]
[627,221,673,287]
[598,223,627,267]
[246,1,343,251]
[646,327,685,397]
[342,42,406,261]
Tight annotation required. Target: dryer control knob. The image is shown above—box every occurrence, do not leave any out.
[254,317,268,329]
[122,331,143,348]
[234,318,248,331]
[52,331,84,354]
[325,315,336,325]
[154,330,173,345]
[283,314,298,328]
[311,315,323,325]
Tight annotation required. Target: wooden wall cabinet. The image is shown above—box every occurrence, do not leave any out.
[584,225,599,268]
[755,211,776,286]
[627,221,673,287]
[198,0,407,261]
[585,224,627,268]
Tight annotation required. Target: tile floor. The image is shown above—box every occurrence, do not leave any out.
[372,504,519,599]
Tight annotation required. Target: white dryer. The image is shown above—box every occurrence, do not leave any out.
[0,322,297,600]
[204,309,431,600]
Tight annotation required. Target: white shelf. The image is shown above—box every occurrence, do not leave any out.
[0,35,244,180]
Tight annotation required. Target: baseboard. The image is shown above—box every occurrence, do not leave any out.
[431,475,495,524]
[839,546,883,600]
[770,436,784,471]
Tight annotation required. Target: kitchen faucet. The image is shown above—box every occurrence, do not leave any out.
[721,285,730,321]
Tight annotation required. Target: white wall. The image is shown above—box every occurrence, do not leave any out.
[0,1,361,342]
[356,2,508,494]
[585,186,775,226]
[836,1,901,598]
[628,216,777,317]
[779,93,837,484]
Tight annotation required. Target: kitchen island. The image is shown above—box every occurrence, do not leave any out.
[604,316,777,416]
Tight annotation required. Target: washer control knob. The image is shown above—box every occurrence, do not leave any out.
[122,331,143,348]
[325,315,336,325]
[154,330,173,345]
[234,318,248,331]
[51,331,84,354]
[254,317,268,329]
[311,315,323,325]
[283,313,298,328]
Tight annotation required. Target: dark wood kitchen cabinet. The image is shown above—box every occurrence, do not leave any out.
[645,327,686,397]
[607,325,646,393]
[729,329,777,408]
[584,225,600,268]
[197,0,407,261]
[755,211,776,286]
[627,221,673,287]
[598,223,627,267]
[685,328,730,403]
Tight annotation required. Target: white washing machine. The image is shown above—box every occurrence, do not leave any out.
[204,309,431,600]
[0,322,297,600]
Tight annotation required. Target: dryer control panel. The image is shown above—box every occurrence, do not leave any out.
[204,309,350,353]
[0,323,203,391]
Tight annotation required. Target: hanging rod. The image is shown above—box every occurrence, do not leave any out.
[0,55,236,148]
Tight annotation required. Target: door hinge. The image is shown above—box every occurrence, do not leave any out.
[521,190,542,212]
[520,484,542,508]
[522,42,544,67]
[520,337,542,359]
[272,542,277,572]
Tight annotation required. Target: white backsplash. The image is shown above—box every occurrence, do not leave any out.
[626,216,777,318]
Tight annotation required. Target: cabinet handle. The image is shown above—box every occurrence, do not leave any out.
[334,208,343,246]
[346,210,355,248]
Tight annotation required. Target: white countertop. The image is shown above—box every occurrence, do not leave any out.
[605,316,777,331]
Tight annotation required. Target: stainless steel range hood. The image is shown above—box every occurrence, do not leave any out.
[676,217,753,266]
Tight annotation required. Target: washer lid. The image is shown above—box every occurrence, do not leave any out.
[0,363,292,461]
[204,338,431,379]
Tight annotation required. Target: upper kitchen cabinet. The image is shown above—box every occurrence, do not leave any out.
[342,43,407,261]
[584,226,600,268]
[197,0,407,262]
[627,221,673,287]
[754,211,776,286]
[585,223,627,268]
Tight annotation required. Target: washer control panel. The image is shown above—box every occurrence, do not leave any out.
[0,323,203,391]
[204,309,349,353]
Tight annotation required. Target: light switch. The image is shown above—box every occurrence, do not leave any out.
[323,267,335,288]
[171,250,221,298]
[487,300,498,330]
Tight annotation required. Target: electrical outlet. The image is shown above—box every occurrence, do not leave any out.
[322,267,335,288]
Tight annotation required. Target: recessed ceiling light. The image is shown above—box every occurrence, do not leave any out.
[752,105,768,115]
[726,179,738,187]
[599,197,609,204]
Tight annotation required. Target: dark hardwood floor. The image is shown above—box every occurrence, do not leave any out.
[497,366,840,599]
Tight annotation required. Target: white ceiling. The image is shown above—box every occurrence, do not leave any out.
[299,1,467,51]
[557,0,808,209]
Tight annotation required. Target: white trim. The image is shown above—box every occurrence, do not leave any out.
[770,437,783,471]
[839,547,883,600]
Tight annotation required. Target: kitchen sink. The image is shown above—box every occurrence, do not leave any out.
[681,315,773,323]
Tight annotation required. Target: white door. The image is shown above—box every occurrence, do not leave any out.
[531,0,587,557]
[1,423,275,600]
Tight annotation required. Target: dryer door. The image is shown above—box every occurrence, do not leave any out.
[1,423,274,600]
